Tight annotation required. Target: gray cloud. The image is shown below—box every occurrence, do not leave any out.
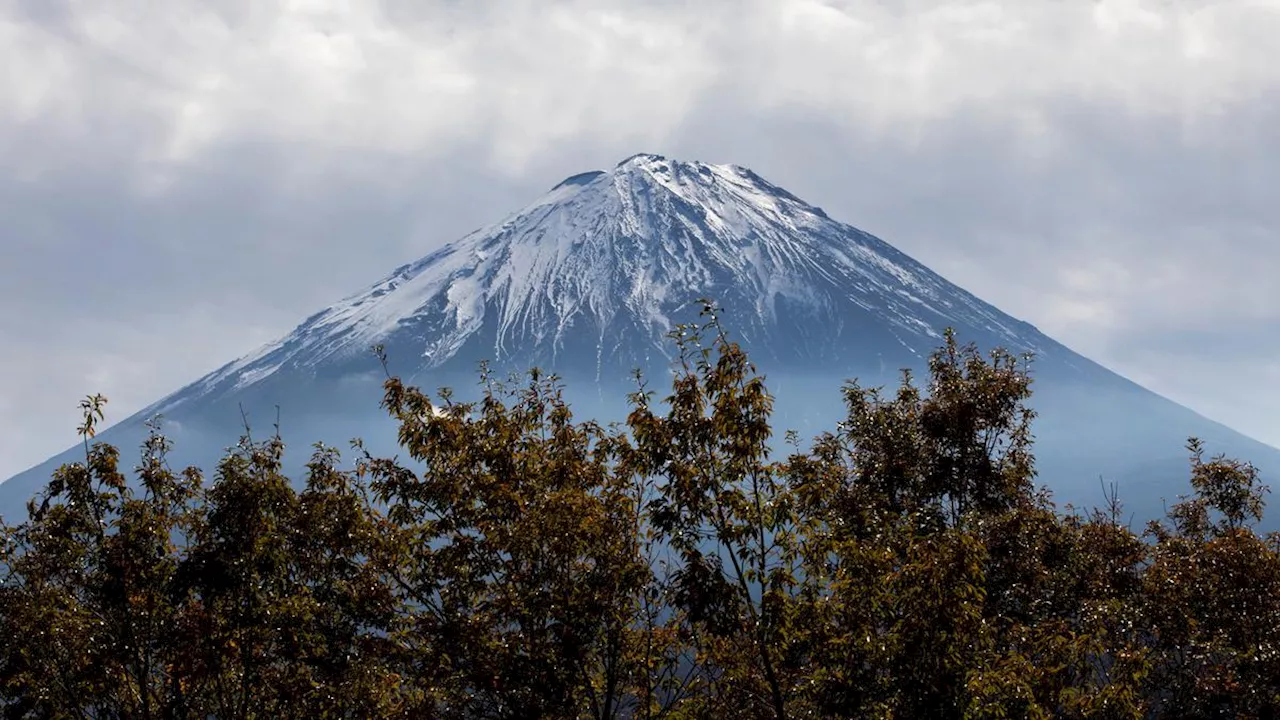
[2,0,1279,479]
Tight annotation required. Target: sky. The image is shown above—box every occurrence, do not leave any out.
[2,0,1279,481]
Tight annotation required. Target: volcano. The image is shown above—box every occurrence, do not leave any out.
[4,153,1276,525]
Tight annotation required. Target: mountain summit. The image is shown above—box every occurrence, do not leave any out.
[171,153,1052,414]
[4,154,1278,526]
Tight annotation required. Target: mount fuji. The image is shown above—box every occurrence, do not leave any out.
[4,153,1277,525]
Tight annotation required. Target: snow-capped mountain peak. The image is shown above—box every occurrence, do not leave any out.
[170,154,1043,411]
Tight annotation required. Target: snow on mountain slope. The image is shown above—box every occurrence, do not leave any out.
[158,153,1054,416]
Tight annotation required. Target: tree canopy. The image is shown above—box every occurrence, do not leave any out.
[3,307,1278,719]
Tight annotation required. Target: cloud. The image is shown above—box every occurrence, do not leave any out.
[2,0,1279,478]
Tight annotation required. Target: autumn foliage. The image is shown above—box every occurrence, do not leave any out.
[3,307,1279,718]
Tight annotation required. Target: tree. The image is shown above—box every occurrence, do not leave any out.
[622,305,804,719]
[367,365,652,718]
[1141,441,1280,718]
[0,397,204,718]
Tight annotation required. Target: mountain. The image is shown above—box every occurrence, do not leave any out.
[4,153,1277,526]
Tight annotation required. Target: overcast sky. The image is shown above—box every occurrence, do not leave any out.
[2,0,1279,480]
